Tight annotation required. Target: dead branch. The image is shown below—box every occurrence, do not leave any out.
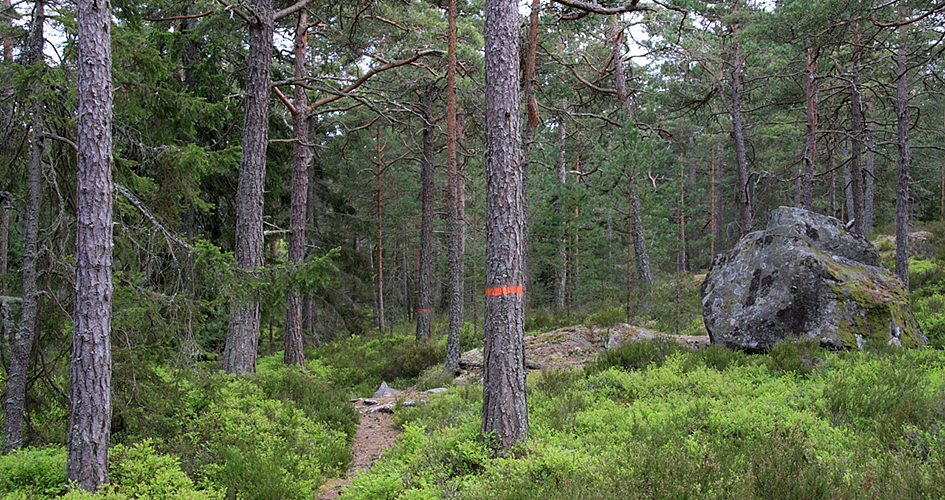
[143,10,213,22]
[308,50,444,112]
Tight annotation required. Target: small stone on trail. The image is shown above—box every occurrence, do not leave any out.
[373,381,401,398]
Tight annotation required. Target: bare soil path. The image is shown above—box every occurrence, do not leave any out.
[317,399,401,499]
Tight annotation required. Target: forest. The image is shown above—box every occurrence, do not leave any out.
[1,0,945,497]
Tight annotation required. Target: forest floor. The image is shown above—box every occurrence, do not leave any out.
[316,324,709,499]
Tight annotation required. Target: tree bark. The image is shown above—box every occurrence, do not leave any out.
[284,12,309,367]
[416,86,435,341]
[5,0,43,452]
[895,41,910,291]
[554,114,567,310]
[611,16,652,288]
[864,97,876,234]
[444,0,465,374]
[802,47,818,210]
[521,0,540,160]
[729,41,752,235]
[848,29,865,236]
[482,0,527,454]
[374,129,385,332]
[69,0,113,488]
[0,198,7,291]
[222,0,273,375]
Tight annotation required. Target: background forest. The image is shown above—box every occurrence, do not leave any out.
[0,0,944,497]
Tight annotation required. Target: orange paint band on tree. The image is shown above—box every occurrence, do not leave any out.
[485,285,523,296]
[417,308,431,312]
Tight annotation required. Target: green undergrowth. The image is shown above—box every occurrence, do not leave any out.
[1,356,356,500]
[310,326,449,396]
[347,339,945,499]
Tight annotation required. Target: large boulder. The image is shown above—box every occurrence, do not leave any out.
[702,207,927,351]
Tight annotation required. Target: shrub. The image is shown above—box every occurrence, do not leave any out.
[764,338,825,377]
[0,446,67,498]
[525,309,570,333]
[98,441,224,499]
[251,362,359,440]
[913,293,945,345]
[585,336,686,375]
[313,332,446,396]
[823,353,939,443]
[173,376,350,500]
[583,307,625,328]
[687,343,752,372]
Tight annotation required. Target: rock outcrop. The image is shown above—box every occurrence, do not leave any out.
[702,207,927,351]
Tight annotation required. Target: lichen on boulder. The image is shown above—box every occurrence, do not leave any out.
[701,206,927,352]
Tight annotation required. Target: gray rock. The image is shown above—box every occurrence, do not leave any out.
[702,207,927,351]
[373,381,401,398]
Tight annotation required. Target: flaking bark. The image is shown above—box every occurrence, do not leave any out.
[69,0,113,488]
[482,0,528,453]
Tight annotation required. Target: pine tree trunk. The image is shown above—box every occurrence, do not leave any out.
[284,13,309,367]
[375,131,385,332]
[223,0,272,374]
[444,0,465,374]
[611,16,652,288]
[416,87,435,341]
[554,115,567,311]
[802,47,818,210]
[630,187,651,286]
[69,0,112,487]
[710,143,717,258]
[848,30,865,236]
[864,98,876,234]
[482,0,527,453]
[0,199,7,291]
[5,1,43,452]
[730,41,752,235]
[895,42,910,291]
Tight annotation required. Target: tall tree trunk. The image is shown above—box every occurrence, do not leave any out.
[678,150,687,272]
[521,0,540,160]
[0,198,7,290]
[730,41,752,235]
[70,0,113,488]
[444,0,465,374]
[611,16,652,288]
[895,41,910,291]
[828,135,836,218]
[848,29,865,236]
[629,187,651,285]
[5,0,43,452]
[284,13,309,366]
[802,47,818,210]
[375,129,385,332]
[553,114,567,310]
[710,143,717,258]
[222,0,273,374]
[864,97,876,234]
[482,0,527,454]
[416,86,435,341]
[302,157,318,337]
[0,200,7,367]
